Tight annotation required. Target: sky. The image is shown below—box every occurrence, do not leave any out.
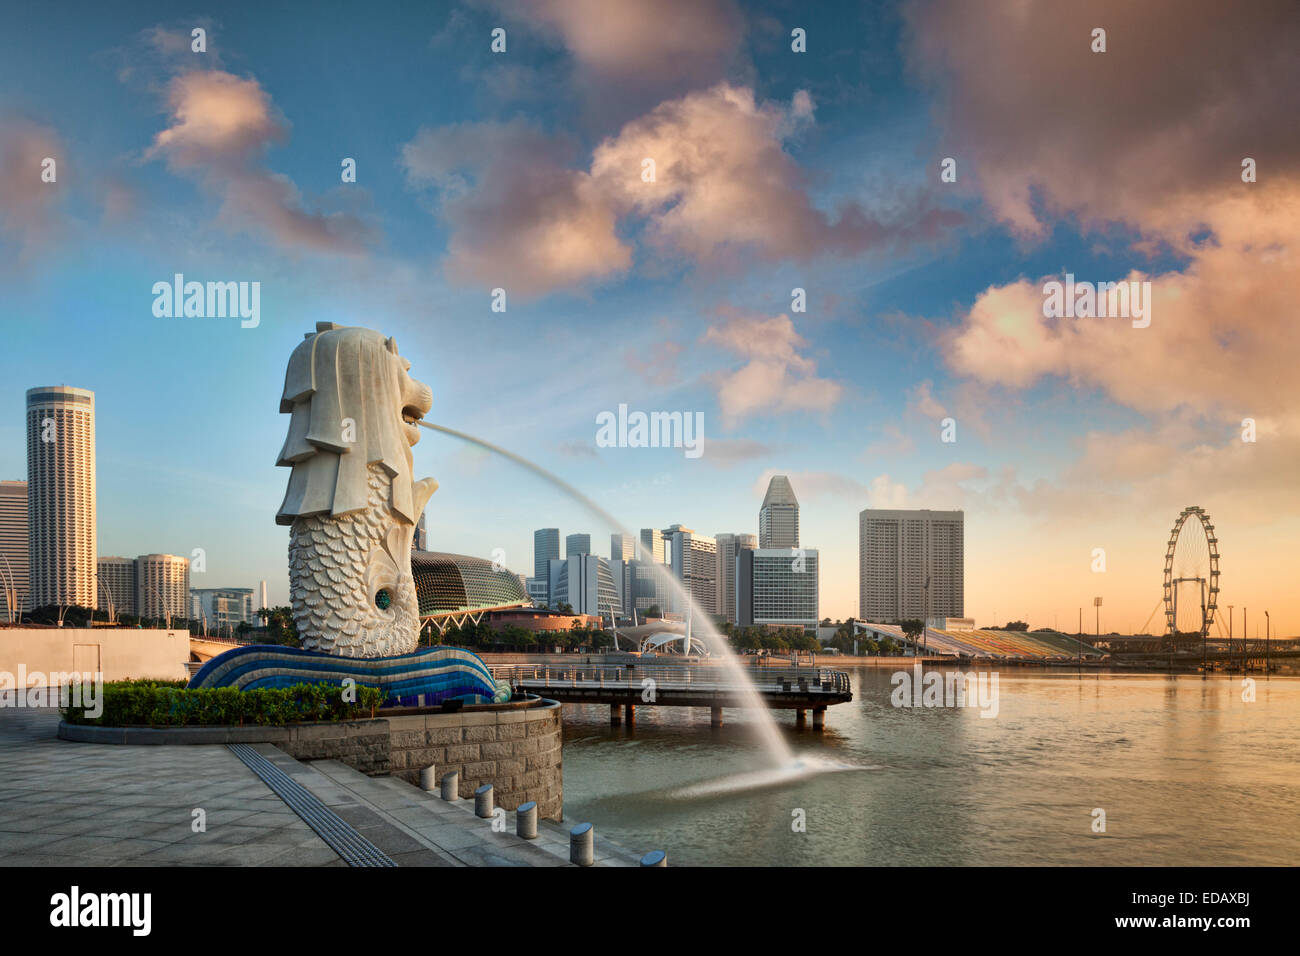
[1,0,1297,635]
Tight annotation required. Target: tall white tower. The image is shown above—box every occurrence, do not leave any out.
[26,386,96,609]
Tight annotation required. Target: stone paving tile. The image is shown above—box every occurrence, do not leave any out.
[0,708,342,867]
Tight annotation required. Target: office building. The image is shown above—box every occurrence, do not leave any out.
[525,576,549,607]
[638,528,665,563]
[737,547,819,628]
[715,532,757,623]
[533,528,559,580]
[0,480,29,620]
[413,512,427,551]
[136,553,190,622]
[192,587,255,632]
[96,556,138,618]
[547,554,619,620]
[858,509,964,622]
[759,475,799,549]
[611,533,636,562]
[26,386,97,609]
[565,533,591,558]
[665,526,717,618]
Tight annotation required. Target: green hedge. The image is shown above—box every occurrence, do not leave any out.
[62,680,388,727]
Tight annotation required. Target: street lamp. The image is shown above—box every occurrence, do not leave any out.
[1265,610,1270,675]
[96,576,117,626]
[145,584,172,630]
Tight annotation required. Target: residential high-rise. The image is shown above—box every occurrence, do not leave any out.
[413,512,428,551]
[0,480,29,620]
[737,547,819,628]
[666,526,717,618]
[259,580,268,613]
[533,528,559,580]
[565,533,591,557]
[26,386,96,609]
[715,532,757,623]
[96,556,138,618]
[135,553,190,623]
[759,475,799,549]
[610,533,635,561]
[858,509,964,622]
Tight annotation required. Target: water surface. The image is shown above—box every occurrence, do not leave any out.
[559,667,1300,865]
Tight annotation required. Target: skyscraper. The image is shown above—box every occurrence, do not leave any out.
[26,386,96,609]
[96,556,137,618]
[759,475,799,549]
[610,533,635,561]
[858,509,964,622]
[533,528,560,580]
[714,531,757,623]
[565,533,591,557]
[136,553,190,623]
[737,547,819,628]
[666,526,717,617]
[0,480,29,620]
[638,528,665,563]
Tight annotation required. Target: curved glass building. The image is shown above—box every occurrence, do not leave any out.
[411,550,530,620]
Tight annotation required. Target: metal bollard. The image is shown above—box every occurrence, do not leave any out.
[475,783,494,819]
[640,850,667,867]
[516,801,538,840]
[419,765,437,792]
[570,822,594,866]
[440,770,459,801]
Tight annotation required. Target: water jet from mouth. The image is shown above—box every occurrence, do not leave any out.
[416,420,795,766]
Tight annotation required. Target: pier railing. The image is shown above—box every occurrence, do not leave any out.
[489,662,851,697]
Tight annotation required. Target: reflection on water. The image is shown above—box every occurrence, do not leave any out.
[559,666,1300,866]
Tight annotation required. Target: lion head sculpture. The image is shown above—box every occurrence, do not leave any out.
[275,322,437,658]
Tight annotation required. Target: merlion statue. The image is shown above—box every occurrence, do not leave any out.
[275,322,436,657]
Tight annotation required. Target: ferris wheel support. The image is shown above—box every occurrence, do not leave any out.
[1162,506,1220,651]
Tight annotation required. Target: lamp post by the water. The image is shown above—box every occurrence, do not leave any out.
[1265,610,1270,674]
[1094,596,1102,644]
[923,574,930,657]
[1243,607,1248,673]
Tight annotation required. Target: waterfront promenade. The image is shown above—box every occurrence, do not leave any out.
[0,705,637,866]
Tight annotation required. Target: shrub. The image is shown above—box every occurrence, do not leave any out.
[62,680,388,727]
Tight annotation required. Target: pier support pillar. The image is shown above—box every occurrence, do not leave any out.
[624,704,635,727]
[609,704,622,726]
[710,706,723,728]
[795,709,807,728]
[812,708,825,731]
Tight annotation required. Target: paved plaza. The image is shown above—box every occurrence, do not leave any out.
[0,706,635,867]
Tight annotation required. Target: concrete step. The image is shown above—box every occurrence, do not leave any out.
[254,745,638,866]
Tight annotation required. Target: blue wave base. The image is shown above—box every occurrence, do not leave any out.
[188,644,511,707]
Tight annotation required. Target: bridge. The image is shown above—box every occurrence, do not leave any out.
[489,662,853,730]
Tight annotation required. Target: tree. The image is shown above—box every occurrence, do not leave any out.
[898,619,925,643]
[1004,620,1029,631]
[257,606,301,647]
[645,604,662,619]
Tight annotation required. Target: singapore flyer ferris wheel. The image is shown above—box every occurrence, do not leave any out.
[1163,506,1220,642]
